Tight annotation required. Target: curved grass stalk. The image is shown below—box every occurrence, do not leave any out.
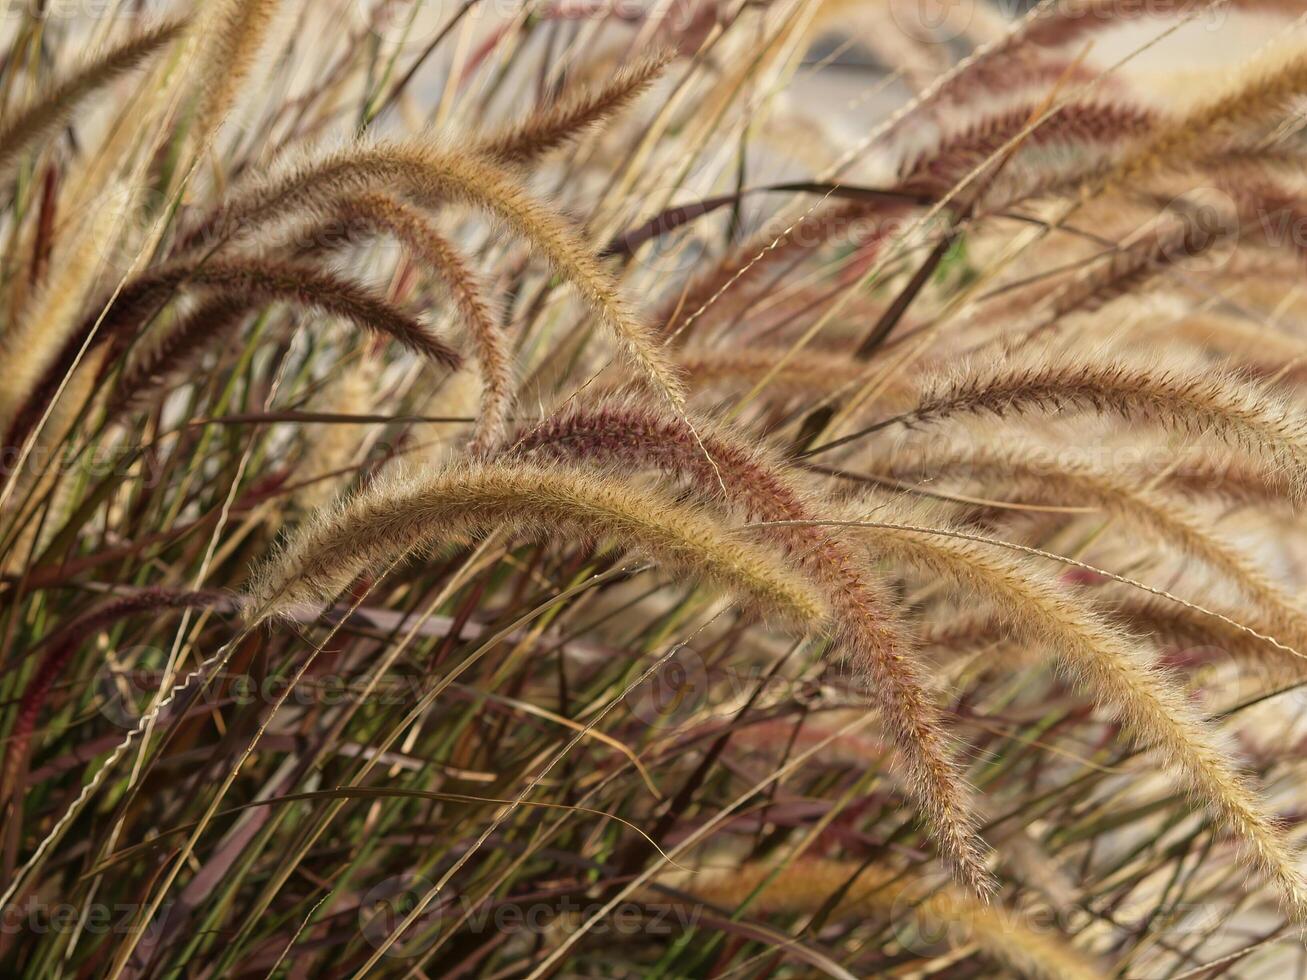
[8,258,462,449]
[106,296,251,419]
[476,49,674,166]
[177,139,684,405]
[843,350,1307,493]
[510,399,993,893]
[189,0,281,149]
[837,498,1307,923]
[252,459,828,626]
[1120,38,1307,181]
[0,20,187,181]
[334,193,512,453]
[0,189,127,439]
[674,346,911,400]
[1100,590,1301,681]
[0,589,224,808]
[902,438,1307,645]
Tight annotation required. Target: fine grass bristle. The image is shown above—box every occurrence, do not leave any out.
[6,257,462,450]
[878,348,1307,495]
[0,189,126,437]
[253,459,829,626]
[476,48,675,166]
[899,437,1307,646]
[11,6,1307,974]
[188,0,281,149]
[511,398,992,892]
[334,192,512,453]
[0,19,188,181]
[843,495,1307,924]
[177,139,685,405]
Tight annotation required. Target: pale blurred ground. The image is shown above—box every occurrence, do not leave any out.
[792,3,1301,137]
[19,1,1294,176]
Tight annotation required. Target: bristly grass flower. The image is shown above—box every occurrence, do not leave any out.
[5,3,1307,976]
